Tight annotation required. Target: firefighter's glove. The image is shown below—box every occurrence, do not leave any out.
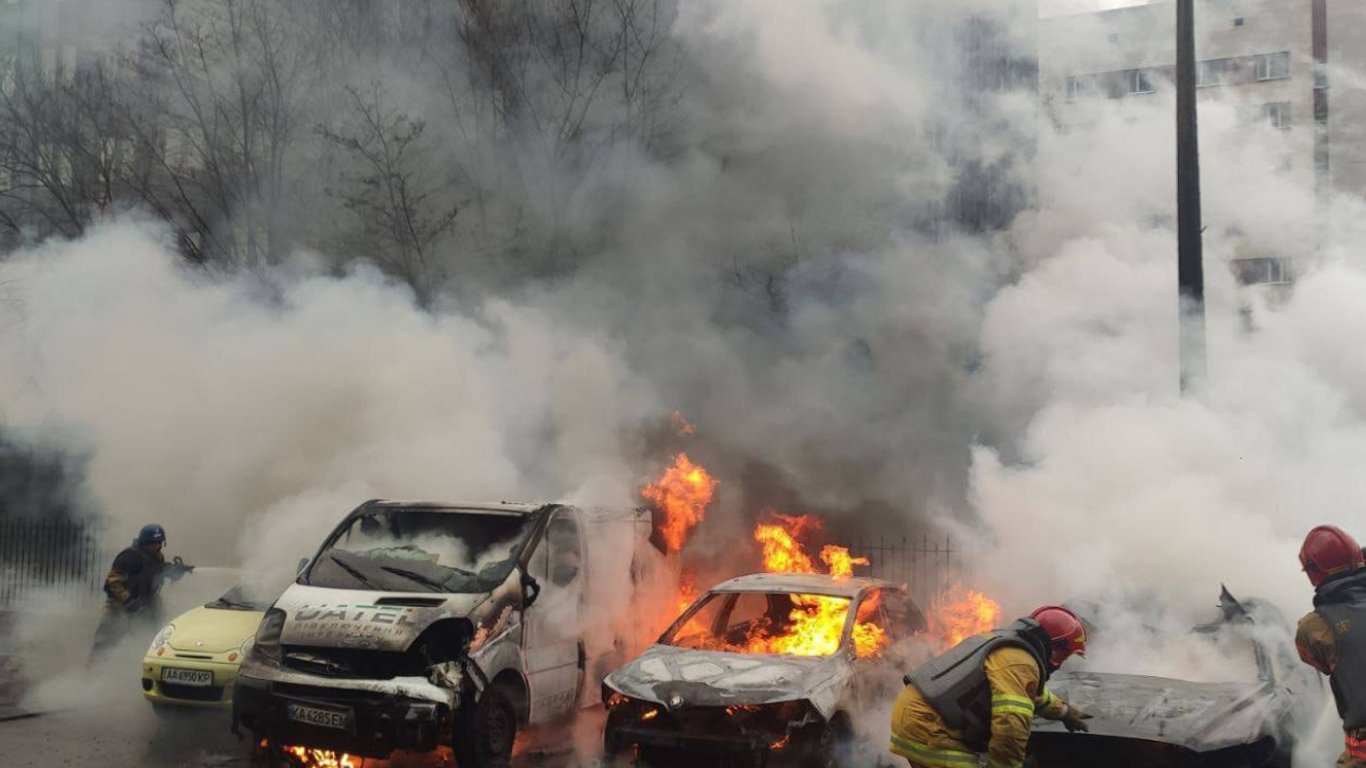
[1060,705,1091,733]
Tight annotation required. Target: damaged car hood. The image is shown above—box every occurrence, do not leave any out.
[1032,671,1285,752]
[606,644,851,718]
[275,584,489,652]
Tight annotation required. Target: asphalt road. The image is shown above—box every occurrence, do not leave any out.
[0,706,251,767]
[0,705,600,767]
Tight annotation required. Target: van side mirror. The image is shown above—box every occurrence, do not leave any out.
[296,558,309,575]
[522,574,541,608]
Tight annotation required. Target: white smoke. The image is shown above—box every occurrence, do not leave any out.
[2,0,1366,763]
[967,75,1366,763]
[0,223,656,574]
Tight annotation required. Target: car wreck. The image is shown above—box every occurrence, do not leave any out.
[1028,587,1324,768]
[602,572,928,766]
[232,500,672,766]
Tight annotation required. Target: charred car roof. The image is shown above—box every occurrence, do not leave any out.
[708,573,894,598]
[365,500,552,515]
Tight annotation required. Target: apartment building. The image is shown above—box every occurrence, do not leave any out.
[1038,0,1366,286]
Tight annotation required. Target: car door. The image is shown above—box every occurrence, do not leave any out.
[522,511,585,723]
[849,589,929,711]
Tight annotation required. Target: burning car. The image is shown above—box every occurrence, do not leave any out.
[232,500,672,766]
[602,572,928,766]
[1028,587,1324,768]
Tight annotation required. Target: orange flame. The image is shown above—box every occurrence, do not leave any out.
[677,570,698,614]
[670,410,697,436]
[740,512,885,658]
[753,512,818,574]
[282,747,360,767]
[642,453,716,553]
[820,544,869,581]
[932,586,1002,649]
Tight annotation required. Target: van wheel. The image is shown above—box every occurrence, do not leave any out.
[454,684,518,768]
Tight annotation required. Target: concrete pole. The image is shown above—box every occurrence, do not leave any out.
[1176,0,1207,394]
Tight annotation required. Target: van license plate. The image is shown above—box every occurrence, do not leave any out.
[286,702,353,731]
[161,668,213,686]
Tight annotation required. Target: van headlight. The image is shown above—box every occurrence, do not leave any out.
[147,624,174,655]
[253,608,286,663]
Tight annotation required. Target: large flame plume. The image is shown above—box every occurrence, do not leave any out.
[641,452,716,553]
[742,511,886,658]
[932,585,1002,649]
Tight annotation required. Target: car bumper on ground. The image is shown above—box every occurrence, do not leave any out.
[605,708,812,767]
[141,655,242,708]
[232,672,454,758]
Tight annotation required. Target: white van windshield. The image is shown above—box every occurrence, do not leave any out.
[304,508,536,593]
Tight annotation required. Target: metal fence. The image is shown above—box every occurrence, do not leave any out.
[851,532,961,611]
[0,517,102,608]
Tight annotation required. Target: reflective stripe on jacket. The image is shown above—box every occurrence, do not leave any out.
[891,646,1070,768]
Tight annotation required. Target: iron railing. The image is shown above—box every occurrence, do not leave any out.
[851,532,961,611]
[0,516,102,608]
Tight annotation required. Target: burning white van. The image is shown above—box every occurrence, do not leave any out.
[232,500,672,766]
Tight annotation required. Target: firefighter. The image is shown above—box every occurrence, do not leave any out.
[89,524,190,660]
[890,605,1091,768]
[1295,524,1366,768]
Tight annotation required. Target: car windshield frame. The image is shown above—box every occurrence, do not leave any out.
[301,506,543,594]
[204,584,269,611]
[659,589,858,656]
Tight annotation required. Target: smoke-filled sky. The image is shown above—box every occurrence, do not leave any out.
[1041,0,1152,17]
[2,0,1365,690]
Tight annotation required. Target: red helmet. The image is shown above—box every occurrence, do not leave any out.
[1299,525,1365,587]
[1030,605,1087,670]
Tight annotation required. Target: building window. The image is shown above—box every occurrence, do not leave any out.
[1256,52,1291,81]
[0,54,14,96]
[39,144,73,187]
[1232,257,1292,286]
[40,47,58,83]
[1234,17,1245,27]
[59,45,77,85]
[1198,60,1225,88]
[1262,101,1292,129]
[1065,74,1097,102]
[1128,68,1157,95]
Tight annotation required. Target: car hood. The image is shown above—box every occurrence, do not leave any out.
[166,605,265,654]
[605,644,852,719]
[275,583,493,652]
[1032,671,1286,752]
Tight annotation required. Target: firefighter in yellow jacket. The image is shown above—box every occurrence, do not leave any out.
[890,606,1090,768]
[1294,525,1366,767]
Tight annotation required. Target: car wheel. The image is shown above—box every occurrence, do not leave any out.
[807,713,854,768]
[454,684,518,768]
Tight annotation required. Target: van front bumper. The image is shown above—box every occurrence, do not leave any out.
[233,672,456,758]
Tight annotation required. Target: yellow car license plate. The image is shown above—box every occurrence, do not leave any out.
[161,667,213,686]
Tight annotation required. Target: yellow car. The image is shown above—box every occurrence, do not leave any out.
[141,585,266,709]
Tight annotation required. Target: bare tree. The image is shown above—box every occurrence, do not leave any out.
[0,0,687,299]
[318,83,460,305]
[121,0,326,266]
